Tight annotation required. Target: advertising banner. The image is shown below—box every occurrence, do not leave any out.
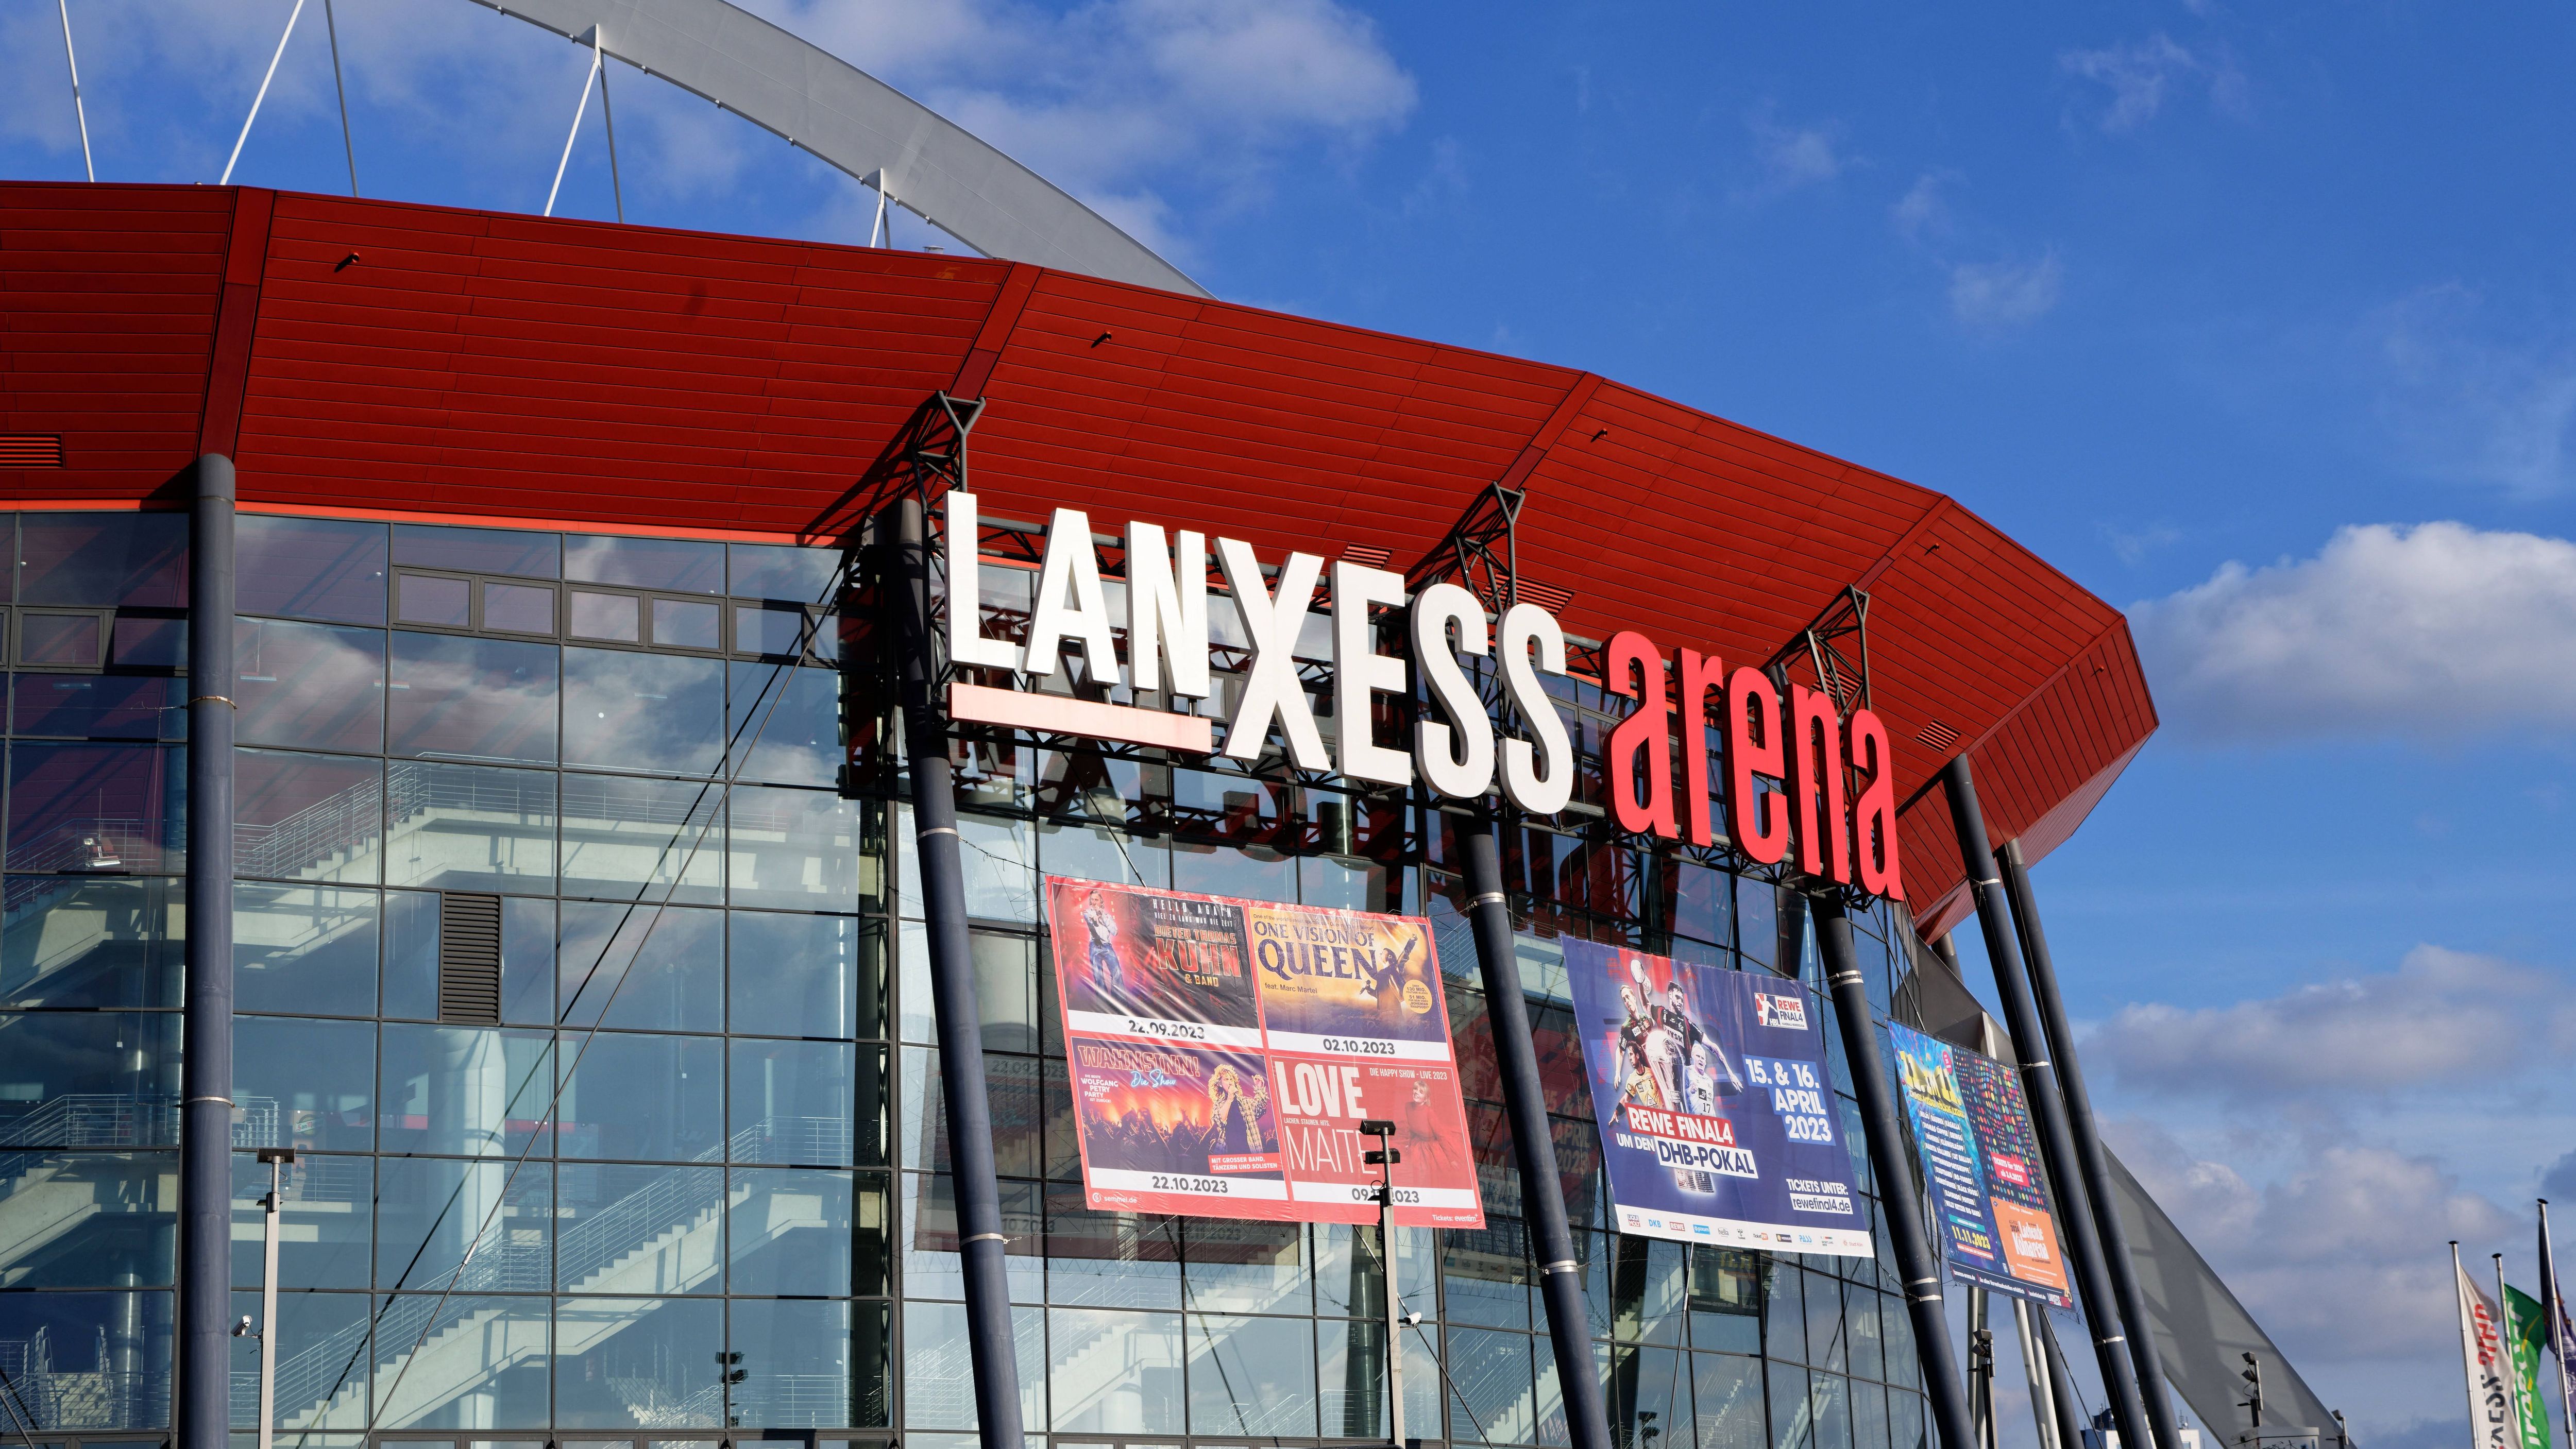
[1561,939,1872,1256]
[2461,1257,2523,1449]
[1044,878,1484,1228]
[1887,1024,2073,1307]
[2506,1286,2550,1449]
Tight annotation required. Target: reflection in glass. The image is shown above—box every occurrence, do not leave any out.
[236,619,385,753]
[387,632,557,764]
[1182,1219,1308,1315]
[0,1010,182,1147]
[1695,1352,1767,1449]
[20,610,105,665]
[375,1157,550,1294]
[230,1149,368,1290]
[557,1032,721,1162]
[374,1025,551,1157]
[236,1015,376,1153]
[5,741,186,874]
[735,603,827,659]
[1044,1186,1180,1309]
[902,1173,1045,1305]
[9,673,184,740]
[482,581,555,635]
[1769,1361,1812,1449]
[555,1164,723,1293]
[2,876,183,1009]
[20,513,188,606]
[1439,1218,1533,1329]
[1689,1247,1764,1355]
[0,1288,175,1429]
[238,514,389,624]
[1049,1307,1183,1434]
[228,1283,371,1430]
[728,1038,860,1165]
[728,661,841,788]
[553,1296,722,1428]
[727,910,860,1039]
[235,883,377,1016]
[1851,1379,1890,1449]
[726,1167,856,1295]
[374,1292,551,1428]
[897,1299,1046,1430]
[395,572,470,627]
[0,1151,175,1289]
[564,649,723,778]
[568,534,723,594]
[110,615,185,668]
[728,1298,857,1428]
[1187,1314,1314,1437]
[569,589,642,642]
[727,786,861,911]
[557,902,720,1031]
[957,815,1036,924]
[653,598,721,651]
[729,543,839,603]
[560,775,723,905]
[1610,1344,1689,1449]
[393,523,561,579]
[383,761,555,894]
[236,749,382,884]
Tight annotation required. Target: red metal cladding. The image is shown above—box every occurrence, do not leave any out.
[0,181,2158,931]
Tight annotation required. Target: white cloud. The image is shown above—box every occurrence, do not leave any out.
[2129,521,2576,742]
[1751,114,1844,190]
[1948,252,2061,329]
[2058,34,2224,133]
[2375,284,2576,499]
[2091,945,2576,1100]
[2103,521,2182,567]
[1891,170,1955,242]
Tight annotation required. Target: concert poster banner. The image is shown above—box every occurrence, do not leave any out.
[1561,939,1873,1256]
[1044,877,1485,1229]
[1887,1024,2073,1307]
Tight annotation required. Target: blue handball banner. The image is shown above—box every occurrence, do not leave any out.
[1563,940,1874,1256]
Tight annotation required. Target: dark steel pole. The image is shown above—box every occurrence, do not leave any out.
[181,455,238,1449]
[1813,894,1977,1449]
[1458,807,1612,1449]
[2042,1313,2090,1449]
[1998,839,2183,1449]
[1940,757,2150,1449]
[892,496,1026,1449]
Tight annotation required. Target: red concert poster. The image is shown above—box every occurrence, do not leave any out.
[1044,877,1486,1228]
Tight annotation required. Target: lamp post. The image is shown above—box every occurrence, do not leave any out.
[1361,1118,1405,1448]
[233,1147,296,1449]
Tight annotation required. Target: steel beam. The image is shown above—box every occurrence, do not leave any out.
[181,455,238,1449]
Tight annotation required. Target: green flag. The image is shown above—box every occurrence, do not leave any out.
[2507,1285,2553,1449]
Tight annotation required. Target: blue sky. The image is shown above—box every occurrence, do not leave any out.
[8,1,2576,1441]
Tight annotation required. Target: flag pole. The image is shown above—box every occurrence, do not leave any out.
[2466,1242,2488,1449]
[2541,1201,2575,1449]
[2503,1253,2532,1449]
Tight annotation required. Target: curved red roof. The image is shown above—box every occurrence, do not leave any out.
[0,181,2156,937]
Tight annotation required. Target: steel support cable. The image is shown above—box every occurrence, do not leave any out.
[287,562,854,1447]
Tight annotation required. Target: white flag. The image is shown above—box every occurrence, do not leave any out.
[2461,1257,2526,1449]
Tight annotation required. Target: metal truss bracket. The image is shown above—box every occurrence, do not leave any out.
[1764,585,1873,714]
[1404,481,1527,617]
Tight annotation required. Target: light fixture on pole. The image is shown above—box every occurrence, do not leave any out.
[242,1146,297,1449]
[1360,1118,1406,1449]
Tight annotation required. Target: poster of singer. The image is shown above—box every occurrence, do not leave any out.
[1888,1024,2072,1306]
[1562,940,1873,1255]
[1044,878,1485,1228]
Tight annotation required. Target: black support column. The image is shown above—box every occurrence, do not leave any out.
[1940,756,2149,1449]
[1458,808,1612,1449]
[892,496,1028,1449]
[1998,839,2183,1449]
[180,455,237,1449]
[1812,894,1977,1449]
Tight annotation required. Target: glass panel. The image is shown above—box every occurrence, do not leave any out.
[725,1166,854,1295]
[0,1289,174,1428]
[1183,1313,1314,1438]
[1804,1271,1846,1372]
[1851,1380,1889,1449]
[1439,1218,1532,1329]
[374,1157,551,1294]
[1880,1289,1917,1390]
[1847,1283,1884,1383]
[235,883,377,1016]
[568,535,722,594]
[383,761,556,894]
[228,1284,370,1430]
[727,662,841,788]
[568,590,642,642]
[9,673,184,740]
[1611,1344,1689,1449]
[1889,1389,1925,1449]
[1037,820,1168,890]
[1738,878,1778,973]
[726,910,859,1039]
[735,603,820,658]
[557,902,721,1031]
[1046,1187,1184,1310]
[727,786,861,912]
[652,598,720,651]
[21,611,105,666]
[21,514,187,606]
[230,1149,368,1290]
[236,749,381,885]
[502,896,555,1027]
[482,581,555,635]
[1613,1234,1688,1345]
[555,1163,722,1293]
[730,543,839,603]
[1694,1353,1766,1449]
[2,875,183,1009]
[395,572,471,628]
[553,1296,722,1428]
[0,1151,174,1288]
[727,1298,853,1428]
[1181,1220,1308,1315]
[393,523,561,579]
[1048,1306,1183,1433]
[238,514,388,624]
[236,619,385,753]
[0,1010,181,1147]
[374,1025,551,1157]
[557,1032,722,1162]
[1769,1362,1812,1449]
[110,615,184,668]
[380,888,438,1020]
[560,776,722,904]
[956,814,1036,924]
[375,1293,550,1428]
[1443,1327,1533,1444]
[902,1173,1045,1304]
[5,741,186,874]
[727,1037,858,1165]
[1689,1247,1763,1355]
[1810,1373,1852,1449]
[234,1016,374,1153]
[1764,1257,1804,1363]
[1171,842,1294,904]
[564,640,733,777]
[387,632,558,764]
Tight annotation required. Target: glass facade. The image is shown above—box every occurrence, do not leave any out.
[0,509,1928,1449]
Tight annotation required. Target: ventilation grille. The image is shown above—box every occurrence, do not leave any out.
[1915,719,1960,753]
[1340,545,1392,569]
[1516,578,1573,612]
[437,892,503,1025]
[1,436,64,468]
